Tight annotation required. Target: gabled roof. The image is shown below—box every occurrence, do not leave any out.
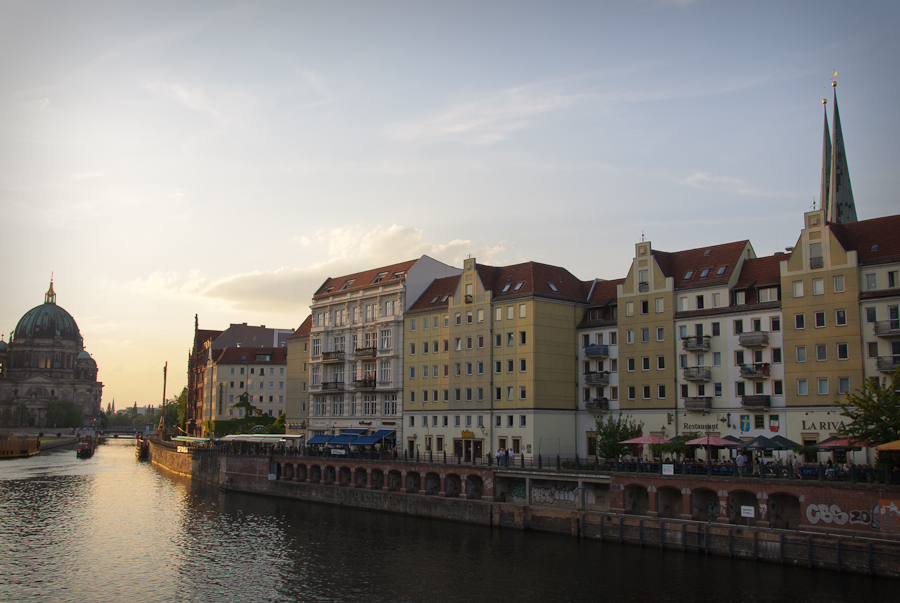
[286,315,312,340]
[313,259,418,300]
[735,254,783,290]
[477,261,588,303]
[213,347,287,364]
[653,240,749,291]
[407,275,461,314]
[587,278,624,307]
[830,214,900,266]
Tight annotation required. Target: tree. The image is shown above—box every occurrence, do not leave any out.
[231,392,260,419]
[594,414,643,460]
[836,368,900,468]
[174,387,187,432]
[268,413,286,434]
[45,400,83,428]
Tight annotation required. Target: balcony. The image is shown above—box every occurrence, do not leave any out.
[876,356,900,373]
[741,395,771,409]
[322,351,345,363]
[683,397,712,412]
[874,320,900,338]
[682,367,711,381]
[321,381,344,391]
[584,344,609,358]
[585,398,609,411]
[584,371,610,385]
[639,281,649,292]
[352,377,376,390]
[465,294,473,304]
[738,331,769,347]
[681,335,711,351]
[354,346,377,358]
[740,363,770,379]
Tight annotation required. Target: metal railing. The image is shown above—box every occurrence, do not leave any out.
[584,371,610,384]
[683,367,711,381]
[739,363,770,379]
[876,356,900,372]
[681,336,711,351]
[584,344,609,358]
[738,331,769,347]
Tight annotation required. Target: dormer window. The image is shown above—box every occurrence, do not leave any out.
[440,295,449,302]
[323,287,334,293]
[514,282,524,291]
[683,271,693,280]
[716,266,727,276]
[339,279,355,290]
[703,250,711,256]
[431,296,439,303]
[373,272,388,283]
[699,268,710,278]
[502,284,511,293]
[548,283,558,292]
[390,271,405,280]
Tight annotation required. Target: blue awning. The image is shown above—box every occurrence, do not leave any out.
[371,429,395,438]
[329,435,359,445]
[307,435,334,444]
[340,429,366,435]
[352,430,395,445]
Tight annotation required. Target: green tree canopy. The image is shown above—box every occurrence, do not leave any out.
[836,368,900,468]
[594,414,643,460]
[231,392,261,419]
[45,400,83,428]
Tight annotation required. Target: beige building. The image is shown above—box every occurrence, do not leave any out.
[285,315,311,440]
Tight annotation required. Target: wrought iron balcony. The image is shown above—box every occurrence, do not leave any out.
[809,256,824,269]
[738,331,769,347]
[584,371,610,385]
[741,395,771,409]
[354,346,377,358]
[585,398,609,411]
[876,356,900,373]
[322,351,345,362]
[584,344,609,358]
[739,363,771,379]
[464,294,473,304]
[321,381,344,391]
[352,377,376,389]
[682,367,711,381]
[639,282,649,292]
[681,335,711,351]
[873,320,900,338]
[683,397,712,412]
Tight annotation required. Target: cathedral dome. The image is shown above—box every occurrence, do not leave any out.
[13,281,82,343]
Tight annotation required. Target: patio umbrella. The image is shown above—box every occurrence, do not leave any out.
[877,439,900,451]
[768,435,801,450]
[742,435,776,450]
[685,436,735,447]
[723,435,743,444]
[618,435,669,445]
[817,438,868,450]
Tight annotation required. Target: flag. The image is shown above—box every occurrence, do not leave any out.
[769,415,780,433]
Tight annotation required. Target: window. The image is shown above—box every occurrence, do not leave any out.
[796,346,806,362]
[642,385,651,399]
[818,378,828,395]
[837,343,849,360]
[507,359,514,373]
[409,391,415,403]
[409,343,416,356]
[865,307,876,323]
[455,313,461,325]
[519,358,526,372]
[641,328,649,343]
[711,322,720,337]
[736,381,745,396]
[466,388,472,401]
[773,380,783,396]
[865,273,877,291]
[507,333,514,346]
[409,367,415,379]
[455,363,461,376]
[434,316,439,329]
[641,357,650,371]
[507,306,514,319]
[816,344,827,361]
[658,385,666,399]
[477,361,484,374]
[466,337,473,350]
[833,275,845,293]
[700,268,710,278]
[657,327,665,341]
[794,314,805,329]
[519,304,526,318]
[466,312,472,324]
[711,292,721,308]
[657,355,665,370]
[641,300,649,314]
[758,287,778,302]
[466,362,472,375]
[772,348,782,363]
[680,384,688,398]
[443,315,449,327]
[626,330,634,344]
[495,307,502,321]
[627,358,635,372]
[477,309,484,323]
[713,351,721,366]
[890,271,899,288]
[734,291,745,305]
[839,377,850,394]
[656,298,664,313]
[815,312,825,328]
[714,382,722,397]
[381,329,392,349]
[627,386,636,400]
[519,386,526,400]
[733,319,744,335]
[696,295,704,309]
[812,278,824,296]
[455,416,460,427]
[683,271,693,280]
[771,316,781,332]
[610,331,617,345]
[495,388,501,401]
[792,281,804,297]
[625,302,634,316]
[610,358,618,372]
[519,331,526,345]
[507,387,513,401]
[495,334,501,347]
[679,354,687,368]
[867,342,878,358]
[835,309,847,326]
[422,390,429,403]
[455,389,461,401]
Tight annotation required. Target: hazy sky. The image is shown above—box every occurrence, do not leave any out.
[2,0,898,407]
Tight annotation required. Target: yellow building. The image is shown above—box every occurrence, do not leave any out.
[285,315,311,441]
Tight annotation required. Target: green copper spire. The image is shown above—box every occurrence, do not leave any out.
[826,83,857,223]
[819,98,831,213]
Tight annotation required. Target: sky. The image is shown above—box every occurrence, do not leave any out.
[1,0,898,408]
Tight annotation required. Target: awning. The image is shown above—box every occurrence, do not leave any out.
[352,429,395,445]
[340,429,367,435]
[329,435,359,445]
[171,436,213,443]
[307,435,334,445]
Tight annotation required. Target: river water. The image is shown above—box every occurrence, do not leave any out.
[0,441,894,603]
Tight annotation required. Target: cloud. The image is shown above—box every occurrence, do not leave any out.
[387,83,578,145]
[678,171,798,197]
[32,98,50,109]
[128,225,506,314]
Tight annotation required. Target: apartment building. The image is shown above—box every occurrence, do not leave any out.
[306,256,460,443]
[285,315,311,440]
[202,346,288,428]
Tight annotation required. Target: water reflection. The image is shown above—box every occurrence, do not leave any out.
[0,442,893,603]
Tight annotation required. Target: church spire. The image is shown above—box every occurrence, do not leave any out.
[45,275,57,304]
[826,82,857,223]
[819,96,831,213]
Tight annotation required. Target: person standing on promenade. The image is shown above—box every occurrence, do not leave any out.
[736,451,746,476]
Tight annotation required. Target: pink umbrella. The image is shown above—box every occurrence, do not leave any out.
[619,435,669,445]
[685,435,736,447]
[817,438,869,450]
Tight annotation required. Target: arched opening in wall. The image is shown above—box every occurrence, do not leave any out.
[424,472,440,495]
[338,466,351,485]
[624,484,649,515]
[355,467,367,488]
[387,470,402,491]
[323,465,336,485]
[282,463,294,481]
[310,465,322,484]
[371,469,384,490]
[445,474,461,498]
[692,488,719,522]
[768,493,801,530]
[465,475,484,500]
[406,471,421,493]
[657,486,682,519]
[295,464,308,482]
[728,490,758,526]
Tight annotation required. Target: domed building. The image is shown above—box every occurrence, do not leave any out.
[0,281,103,428]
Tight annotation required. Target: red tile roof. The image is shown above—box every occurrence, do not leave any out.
[477,261,588,302]
[286,315,312,340]
[407,275,461,314]
[313,259,418,299]
[586,278,624,306]
[830,214,900,266]
[735,254,783,290]
[213,347,287,364]
[653,240,750,291]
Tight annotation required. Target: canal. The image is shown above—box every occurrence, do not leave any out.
[0,441,895,602]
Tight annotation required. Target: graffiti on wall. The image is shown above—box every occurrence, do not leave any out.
[879,500,900,535]
[532,484,577,507]
[804,498,898,531]
[508,480,526,500]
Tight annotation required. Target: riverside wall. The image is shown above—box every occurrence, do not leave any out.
[147,440,900,578]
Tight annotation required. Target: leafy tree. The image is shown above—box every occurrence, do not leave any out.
[836,368,900,468]
[268,413,286,434]
[174,387,187,432]
[11,403,30,428]
[45,400,83,428]
[231,392,261,419]
[651,431,700,460]
[594,414,643,460]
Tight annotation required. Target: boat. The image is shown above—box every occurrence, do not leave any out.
[76,437,94,459]
[0,434,41,459]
